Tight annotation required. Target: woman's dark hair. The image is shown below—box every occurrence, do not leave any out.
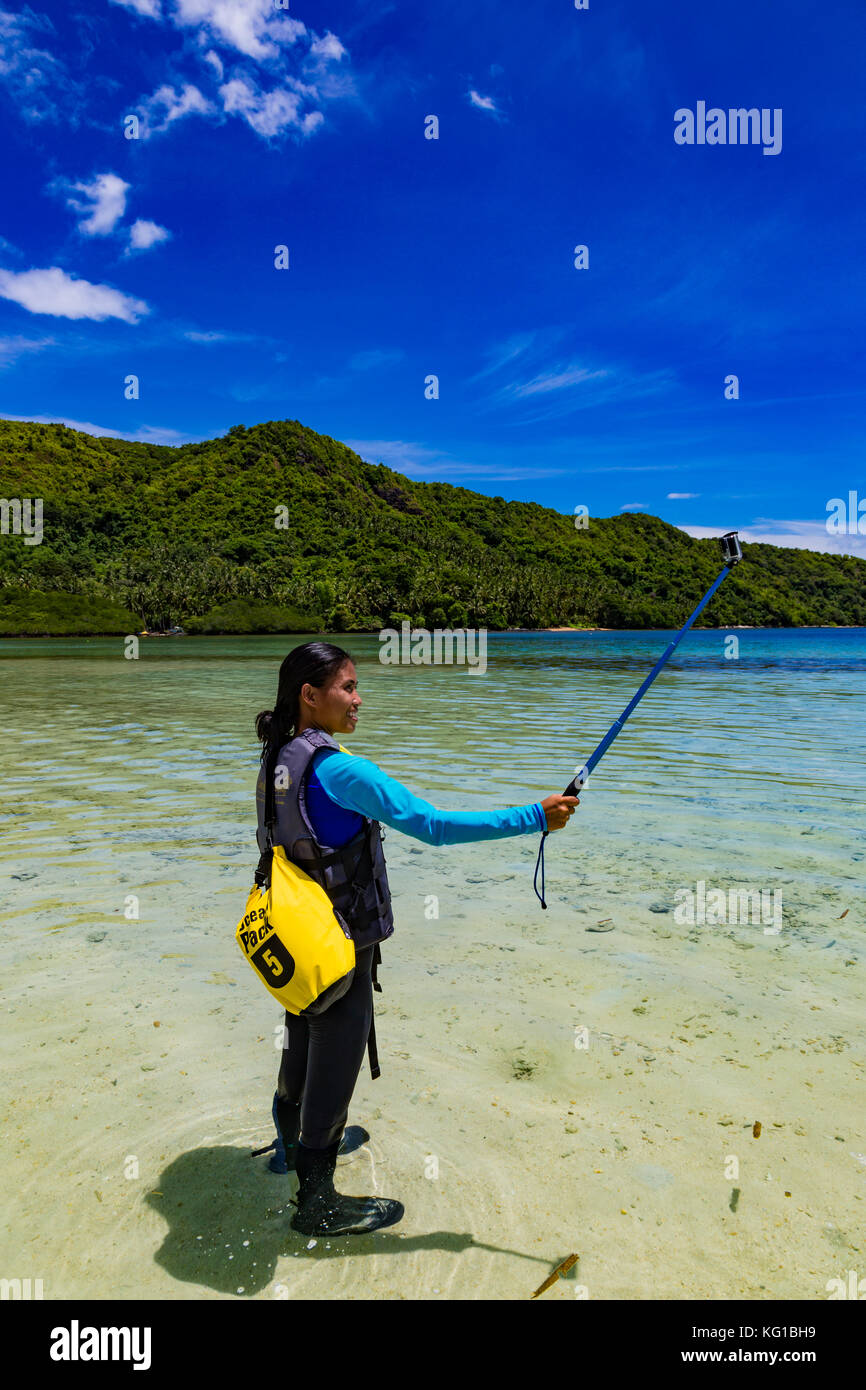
[255,641,354,749]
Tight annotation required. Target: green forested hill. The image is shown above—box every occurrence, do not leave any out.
[0,416,862,634]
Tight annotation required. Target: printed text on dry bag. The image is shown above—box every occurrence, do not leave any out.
[238,902,296,987]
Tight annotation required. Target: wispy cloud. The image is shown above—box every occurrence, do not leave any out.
[474,329,675,423]
[511,365,610,397]
[184,329,243,343]
[620,501,648,511]
[0,267,148,323]
[469,332,538,383]
[0,411,193,444]
[345,438,569,482]
[0,8,86,125]
[0,334,57,367]
[348,348,404,371]
[468,89,498,112]
[679,520,866,559]
[667,491,699,499]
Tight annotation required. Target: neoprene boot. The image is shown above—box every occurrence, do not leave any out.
[269,1094,301,1174]
[264,1093,371,1173]
[290,1138,404,1237]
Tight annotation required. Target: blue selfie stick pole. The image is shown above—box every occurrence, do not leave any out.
[562,531,743,797]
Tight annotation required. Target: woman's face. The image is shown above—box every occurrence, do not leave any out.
[302,660,361,735]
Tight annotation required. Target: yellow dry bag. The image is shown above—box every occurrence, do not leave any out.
[235,846,356,1015]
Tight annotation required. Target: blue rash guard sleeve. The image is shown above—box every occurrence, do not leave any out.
[311,749,546,847]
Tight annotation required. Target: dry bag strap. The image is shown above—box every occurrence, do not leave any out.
[254,848,272,888]
[254,744,280,887]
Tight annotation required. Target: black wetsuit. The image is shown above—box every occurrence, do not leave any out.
[276,945,374,1149]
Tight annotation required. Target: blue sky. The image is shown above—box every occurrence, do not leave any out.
[1,0,864,555]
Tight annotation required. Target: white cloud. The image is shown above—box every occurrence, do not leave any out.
[1,0,346,148]
[219,74,321,137]
[61,173,130,236]
[0,267,148,322]
[171,0,306,61]
[310,32,346,62]
[138,82,215,135]
[621,502,648,511]
[678,521,866,559]
[113,3,351,143]
[203,48,223,79]
[667,491,699,499]
[128,218,171,252]
[109,0,162,17]
[468,89,497,112]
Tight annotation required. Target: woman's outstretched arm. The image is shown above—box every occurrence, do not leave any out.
[312,749,546,846]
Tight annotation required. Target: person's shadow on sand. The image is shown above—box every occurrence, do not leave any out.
[146,1144,555,1297]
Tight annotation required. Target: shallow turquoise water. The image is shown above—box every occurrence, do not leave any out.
[1,627,863,943]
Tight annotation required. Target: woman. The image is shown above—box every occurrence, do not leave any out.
[254,641,579,1238]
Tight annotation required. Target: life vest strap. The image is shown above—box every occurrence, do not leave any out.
[367,1007,380,1080]
[305,840,364,870]
[367,943,382,1079]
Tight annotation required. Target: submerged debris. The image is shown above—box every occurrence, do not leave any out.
[530,1252,579,1299]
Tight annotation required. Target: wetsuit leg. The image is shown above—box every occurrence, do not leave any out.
[299,945,374,1150]
[276,1009,309,1105]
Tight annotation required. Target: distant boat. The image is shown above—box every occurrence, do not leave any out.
[139,626,186,636]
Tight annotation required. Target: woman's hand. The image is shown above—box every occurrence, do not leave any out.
[541,793,580,831]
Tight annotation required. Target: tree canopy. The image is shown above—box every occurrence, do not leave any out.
[0,417,862,634]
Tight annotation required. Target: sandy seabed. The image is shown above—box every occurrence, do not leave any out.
[3,844,862,1302]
